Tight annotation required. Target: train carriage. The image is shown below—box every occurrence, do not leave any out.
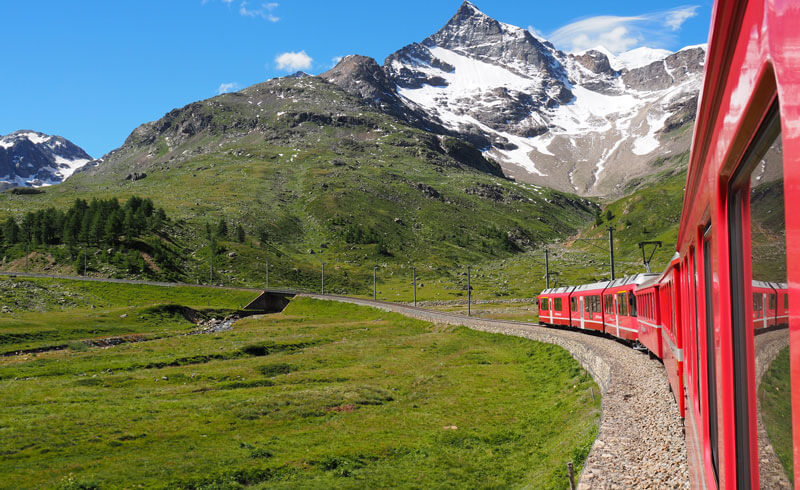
[658,259,685,419]
[537,286,574,327]
[751,280,778,331]
[634,275,663,359]
[568,281,609,333]
[602,273,658,342]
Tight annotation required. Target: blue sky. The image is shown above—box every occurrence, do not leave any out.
[0,0,712,158]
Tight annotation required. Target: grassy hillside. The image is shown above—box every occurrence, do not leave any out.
[0,283,600,488]
[0,77,597,295]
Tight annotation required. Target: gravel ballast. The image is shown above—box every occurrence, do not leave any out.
[301,293,689,488]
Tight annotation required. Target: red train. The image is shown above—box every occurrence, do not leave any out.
[539,0,799,486]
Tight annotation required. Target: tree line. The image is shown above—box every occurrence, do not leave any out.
[0,196,168,248]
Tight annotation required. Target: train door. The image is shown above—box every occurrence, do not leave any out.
[579,296,585,329]
[728,106,792,487]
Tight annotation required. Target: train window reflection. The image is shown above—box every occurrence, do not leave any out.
[730,111,792,487]
[749,129,791,488]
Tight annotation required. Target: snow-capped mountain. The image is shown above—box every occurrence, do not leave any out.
[323,1,705,196]
[0,130,93,189]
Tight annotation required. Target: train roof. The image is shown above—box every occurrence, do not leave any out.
[539,286,575,295]
[572,280,612,293]
[636,275,661,290]
[607,273,660,289]
[753,280,789,290]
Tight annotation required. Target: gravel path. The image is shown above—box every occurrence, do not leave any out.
[301,293,688,488]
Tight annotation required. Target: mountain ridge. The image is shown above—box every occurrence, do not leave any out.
[320,1,704,197]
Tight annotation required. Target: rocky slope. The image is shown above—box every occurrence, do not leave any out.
[0,131,92,190]
[322,1,705,197]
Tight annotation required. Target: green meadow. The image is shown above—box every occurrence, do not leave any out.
[0,279,599,489]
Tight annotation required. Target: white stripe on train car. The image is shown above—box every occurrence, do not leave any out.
[638,319,662,330]
[606,322,638,334]
[661,328,684,362]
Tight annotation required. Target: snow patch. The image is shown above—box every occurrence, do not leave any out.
[53,155,91,179]
[614,47,672,71]
[20,132,52,145]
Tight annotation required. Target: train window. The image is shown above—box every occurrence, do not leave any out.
[571,297,577,312]
[753,293,763,312]
[617,292,628,316]
[692,248,702,416]
[728,106,792,486]
[703,231,719,482]
[554,298,562,311]
[604,295,613,314]
[629,292,637,317]
[590,295,601,313]
[584,296,591,314]
[769,294,776,310]
[541,298,548,310]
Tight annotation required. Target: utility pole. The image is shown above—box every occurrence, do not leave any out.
[608,226,616,280]
[321,262,325,295]
[373,266,377,300]
[545,248,550,289]
[265,259,269,290]
[413,267,417,307]
[467,265,471,317]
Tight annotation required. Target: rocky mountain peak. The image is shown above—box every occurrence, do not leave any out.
[441,1,492,30]
[321,55,397,105]
[423,1,559,79]
[572,50,616,76]
[0,130,92,189]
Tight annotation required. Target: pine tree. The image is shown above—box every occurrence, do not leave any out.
[104,210,124,244]
[236,224,245,243]
[2,217,20,245]
[216,218,228,239]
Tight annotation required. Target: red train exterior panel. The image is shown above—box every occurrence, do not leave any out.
[634,276,663,359]
[569,281,610,333]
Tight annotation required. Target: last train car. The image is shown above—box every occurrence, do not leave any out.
[678,0,798,486]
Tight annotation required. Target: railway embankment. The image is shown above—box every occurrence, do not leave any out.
[301,293,689,488]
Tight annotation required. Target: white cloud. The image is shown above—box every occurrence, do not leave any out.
[331,56,343,68]
[239,1,279,22]
[275,51,313,71]
[665,6,699,30]
[217,82,239,94]
[548,6,700,54]
[205,0,279,21]
[527,25,546,40]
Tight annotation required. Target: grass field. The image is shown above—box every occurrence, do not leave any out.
[0,282,599,489]
[759,345,794,481]
[0,276,257,354]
